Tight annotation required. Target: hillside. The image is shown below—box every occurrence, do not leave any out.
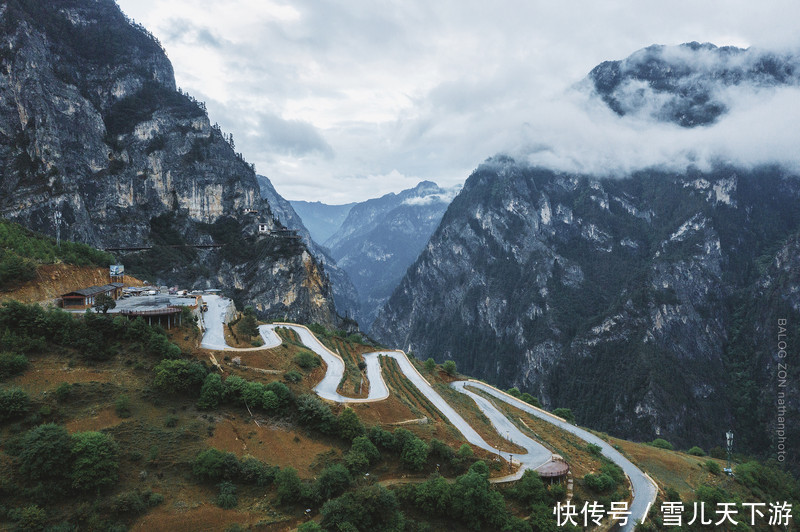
[1,281,797,530]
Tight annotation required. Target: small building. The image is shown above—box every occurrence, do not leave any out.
[258,223,270,234]
[61,283,124,309]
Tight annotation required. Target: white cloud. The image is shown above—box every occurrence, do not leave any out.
[115,0,800,202]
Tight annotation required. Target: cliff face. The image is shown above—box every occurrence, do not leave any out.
[257,174,360,324]
[0,0,339,325]
[373,158,800,456]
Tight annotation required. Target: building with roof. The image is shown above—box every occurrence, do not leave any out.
[61,283,124,309]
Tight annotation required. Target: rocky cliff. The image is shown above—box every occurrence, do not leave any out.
[257,174,360,324]
[0,0,339,325]
[373,158,800,457]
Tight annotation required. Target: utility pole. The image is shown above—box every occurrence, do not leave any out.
[725,431,734,475]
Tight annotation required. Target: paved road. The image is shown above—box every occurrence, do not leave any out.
[200,319,656,528]
[200,296,284,351]
[460,381,658,531]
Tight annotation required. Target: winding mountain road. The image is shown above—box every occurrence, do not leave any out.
[203,301,657,529]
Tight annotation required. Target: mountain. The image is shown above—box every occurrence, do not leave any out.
[0,0,339,325]
[289,200,355,243]
[374,42,800,458]
[323,181,456,329]
[587,41,800,127]
[373,158,800,458]
[256,175,360,323]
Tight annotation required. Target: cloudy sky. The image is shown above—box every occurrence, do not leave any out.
[116,0,800,203]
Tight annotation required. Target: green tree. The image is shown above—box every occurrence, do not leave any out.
[424,358,436,372]
[70,431,120,492]
[0,352,28,380]
[198,373,224,410]
[513,469,546,506]
[552,408,575,423]
[93,293,116,314]
[401,437,429,471]
[19,423,73,484]
[316,463,352,501]
[449,461,508,530]
[321,485,404,532]
[276,467,303,505]
[442,360,457,376]
[153,359,207,394]
[238,310,258,339]
[296,394,336,434]
[337,407,365,441]
[0,386,30,421]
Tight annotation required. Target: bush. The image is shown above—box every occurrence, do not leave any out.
[586,443,602,456]
[284,370,302,383]
[687,446,706,456]
[70,431,120,491]
[316,463,352,501]
[198,373,224,410]
[54,382,71,401]
[153,359,207,394]
[337,408,365,441]
[296,394,336,434]
[345,435,381,472]
[705,460,721,475]
[520,392,540,407]
[164,414,179,428]
[442,360,457,376]
[8,504,47,531]
[294,350,320,370]
[19,423,73,484]
[424,358,436,372]
[0,386,30,421]
[193,448,239,482]
[238,456,277,486]
[552,408,575,423]
[321,485,404,532]
[368,426,397,452]
[650,438,674,450]
[216,481,238,509]
[0,352,28,380]
[275,467,303,505]
[114,394,131,418]
[401,437,429,471]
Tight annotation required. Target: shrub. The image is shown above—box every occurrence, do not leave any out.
[0,352,28,379]
[401,437,429,471]
[345,435,380,472]
[216,481,238,509]
[316,463,352,501]
[19,423,73,483]
[584,472,616,492]
[321,485,403,532]
[709,446,726,460]
[70,431,120,491]
[238,456,277,486]
[153,359,207,394]
[114,394,131,418]
[275,467,303,505]
[586,443,602,456]
[424,358,436,372]
[552,408,575,423]
[284,370,302,383]
[198,373,224,410]
[294,350,320,370]
[0,386,30,421]
[337,408,365,441]
[297,522,323,532]
[54,382,72,401]
[8,504,47,531]
[296,394,336,434]
[164,414,179,428]
[193,448,239,482]
[442,360,457,376]
[650,438,674,450]
[368,426,397,451]
[429,439,455,463]
[705,460,721,475]
[520,392,540,407]
[687,446,706,456]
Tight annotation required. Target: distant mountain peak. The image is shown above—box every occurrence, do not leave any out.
[587,42,800,127]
